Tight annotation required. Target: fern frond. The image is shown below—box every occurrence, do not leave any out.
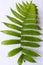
[1,1,42,65]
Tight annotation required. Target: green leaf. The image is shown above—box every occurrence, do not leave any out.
[26,1,29,6]
[25,19,38,23]
[2,1,42,64]
[2,39,20,45]
[10,8,25,21]
[33,4,38,14]
[21,42,40,47]
[22,30,41,35]
[8,47,22,57]
[28,1,37,17]
[1,30,21,37]
[7,16,22,26]
[3,22,22,31]
[18,3,28,13]
[24,55,36,63]
[21,36,42,42]
[16,4,26,16]
[18,2,29,18]
[22,1,27,7]
[23,24,41,30]
[22,48,40,57]
[23,1,38,24]
[18,3,25,12]
[18,54,24,65]
[22,1,29,11]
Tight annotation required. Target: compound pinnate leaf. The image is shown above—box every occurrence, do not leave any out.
[1,1,42,65]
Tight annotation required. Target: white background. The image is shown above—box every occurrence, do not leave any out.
[0,0,43,65]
